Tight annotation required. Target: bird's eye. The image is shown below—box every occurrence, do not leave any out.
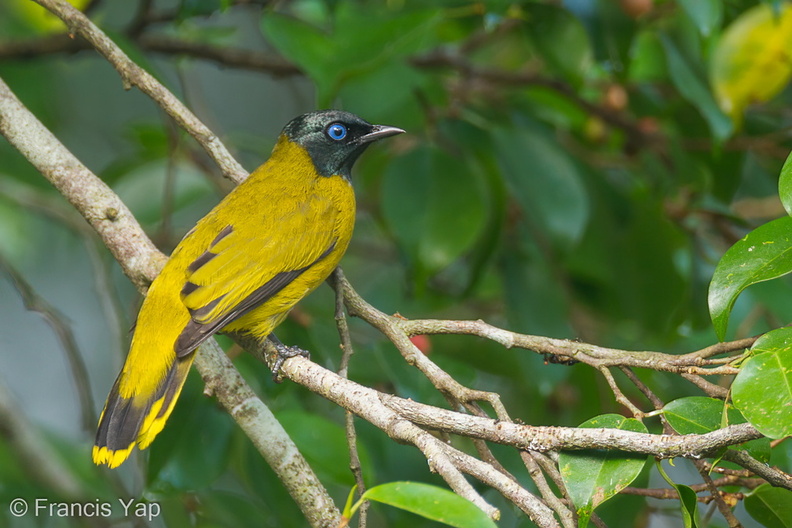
[327,123,347,141]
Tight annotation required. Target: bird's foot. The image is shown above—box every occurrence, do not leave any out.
[270,337,310,383]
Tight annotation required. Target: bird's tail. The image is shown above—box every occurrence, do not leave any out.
[92,354,194,468]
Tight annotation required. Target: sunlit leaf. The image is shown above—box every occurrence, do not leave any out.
[662,396,770,461]
[362,481,497,528]
[731,328,792,439]
[8,0,91,34]
[710,3,792,122]
[708,216,792,340]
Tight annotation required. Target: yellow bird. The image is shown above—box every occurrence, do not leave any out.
[93,110,404,468]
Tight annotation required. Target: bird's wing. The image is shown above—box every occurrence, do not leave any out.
[174,198,339,355]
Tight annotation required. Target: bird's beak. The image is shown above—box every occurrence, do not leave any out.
[359,125,405,144]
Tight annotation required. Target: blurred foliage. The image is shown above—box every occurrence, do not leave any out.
[2,0,792,527]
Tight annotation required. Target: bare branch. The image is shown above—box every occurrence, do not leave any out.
[333,270,369,528]
[138,34,302,76]
[373,315,743,376]
[622,475,762,500]
[693,459,742,528]
[0,32,301,77]
[598,366,645,418]
[722,449,792,490]
[384,395,765,459]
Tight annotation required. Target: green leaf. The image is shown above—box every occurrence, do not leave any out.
[731,328,792,439]
[779,150,792,217]
[261,13,333,97]
[708,216,792,340]
[661,35,732,141]
[675,484,700,528]
[381,145,487,280]
[523,4,592,85]
[663,396,727,434]
[558,414,648,526]
[677,0,722,37]
[494,122,589,251]
[262,5,437,106]
[361,482,497,528]
[745,484,792,528]
[656,461,700,528]
[710,3,792,122]
[628,30,667,82]
[663,396,771,460]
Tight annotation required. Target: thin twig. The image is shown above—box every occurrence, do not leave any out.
[359,312,745,376]
[693,459,742,528]
[722,449,792,490]
[680,373,729,399]
[333,269,369,528]
[622,475,763,500]
[598,366,644,418]
[138,34,302,76]
[521,452,576,528]
[0,254,96,431]
[381,395,766,459]
[618,366,672,433]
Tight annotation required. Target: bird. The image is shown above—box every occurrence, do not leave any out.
[93,110,404,468]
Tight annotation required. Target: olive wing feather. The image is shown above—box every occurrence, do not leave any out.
[175,202,340,355]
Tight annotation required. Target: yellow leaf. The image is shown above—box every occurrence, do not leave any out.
[11,0,91,34]
[710,3,792,123]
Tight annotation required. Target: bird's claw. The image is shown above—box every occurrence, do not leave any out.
[271,341,310,383]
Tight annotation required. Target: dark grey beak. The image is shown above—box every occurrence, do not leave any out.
[359,125,405,144]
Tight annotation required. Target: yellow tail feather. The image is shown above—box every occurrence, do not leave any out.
[93,356,193,468]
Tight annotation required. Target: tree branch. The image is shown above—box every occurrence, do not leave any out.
[372,314,746,376]
[138,34,302,76]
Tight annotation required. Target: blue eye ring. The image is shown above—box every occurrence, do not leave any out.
[326,123,347,141]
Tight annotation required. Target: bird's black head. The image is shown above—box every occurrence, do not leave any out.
[282,110,404,178]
